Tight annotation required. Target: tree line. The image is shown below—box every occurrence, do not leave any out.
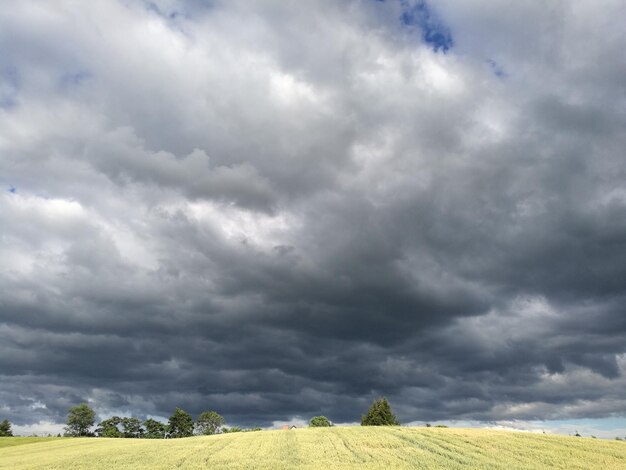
[64,404,243,438]
[0,397,399,438]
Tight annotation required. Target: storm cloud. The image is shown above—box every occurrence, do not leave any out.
[1,0,626,431]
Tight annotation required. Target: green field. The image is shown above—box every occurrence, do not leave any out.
[1,427,625,469]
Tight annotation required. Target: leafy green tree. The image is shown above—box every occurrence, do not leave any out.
[0,419,13,436]
[309,416,332,427]
[168,408,194,438]
[65,403,96,436]
[122,417,144,438]
[95,416,123,438]
[195,411,225,435]
[144,419,167,439]
[361,397,399,426]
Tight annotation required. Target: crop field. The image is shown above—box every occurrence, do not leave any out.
[1,427,625,469]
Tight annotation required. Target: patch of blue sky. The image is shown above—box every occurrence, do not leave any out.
[144,0,218,21]
[144,1,181,20]
[8,186,16,194]
[59,71,92,90]
[0,66,20,109]
[399,0,453,53]
[487,59,507,78]
[143,1,196,38]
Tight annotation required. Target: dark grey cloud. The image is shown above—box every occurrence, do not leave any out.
[1,0,626,432]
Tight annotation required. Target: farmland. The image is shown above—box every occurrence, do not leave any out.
[1,427,625,469]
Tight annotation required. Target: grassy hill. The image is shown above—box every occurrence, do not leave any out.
[1,426,625,469]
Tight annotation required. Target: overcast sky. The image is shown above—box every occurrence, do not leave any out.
[1,0,626,436]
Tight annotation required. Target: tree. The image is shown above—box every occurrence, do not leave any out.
[195,411,225,436]
[144,419,167,439]
[122,417,144,438]
[361,397,399,426]
[309,416,332,427]
[65,403,96,436]
[0,419,13,436]
[95,416,122,438]
[167,408,194,438]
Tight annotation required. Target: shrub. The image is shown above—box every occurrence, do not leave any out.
[222,427,242,433]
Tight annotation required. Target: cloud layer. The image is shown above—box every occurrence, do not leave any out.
[1,0,625,429]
